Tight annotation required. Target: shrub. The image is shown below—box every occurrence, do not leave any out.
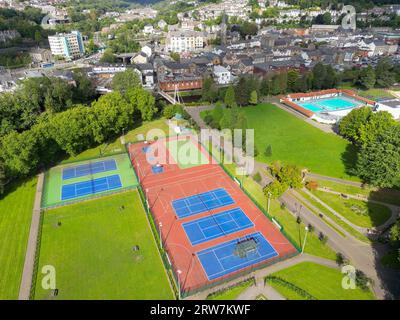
[306,180,319,191]
[253,172,262,183]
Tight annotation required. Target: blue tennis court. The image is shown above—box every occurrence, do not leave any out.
[197,232,278,280]
[61,174,122,200]
[182,208,253,245]
[172,188,234,219]
[62,159,117,180]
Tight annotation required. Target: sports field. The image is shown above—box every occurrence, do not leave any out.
[42,153,138,208]
[0,178,37,299]
[243,104,358,180]
[34,190,174,300]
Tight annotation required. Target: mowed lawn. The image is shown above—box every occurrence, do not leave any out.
[34,190,174,300]
[244,104,358,179]
[267,262,375,300]
[0,178,37,299]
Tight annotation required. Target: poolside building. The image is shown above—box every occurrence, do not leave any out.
[281,89,375,124]
[375,99,400,119]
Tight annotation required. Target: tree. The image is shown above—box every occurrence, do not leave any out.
[235,77,250,106]
[287,69,300,92]
[170,52,180,62]
[338,107,373,144]
[264,145,272,157]
[100,49,117,63]
[201,77,218,102]
[224,85,236,108]
[312,63,327,90]
[125,87,157,121]
[358,111,396,147]
[375,58,395,88]
[111,70,141,93]
[44,78,73,113]
[263,180,287,199]
[211,102,224,129]
[356,124,400,188]
[0,160,6,194]
[34,30,41,44]
[357,66,376,89]
[72,70,96,104]
[249,90,258,105]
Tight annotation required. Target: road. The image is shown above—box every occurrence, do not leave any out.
[185,105,400,300]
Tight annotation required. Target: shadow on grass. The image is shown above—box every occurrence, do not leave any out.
[341,143,359,178]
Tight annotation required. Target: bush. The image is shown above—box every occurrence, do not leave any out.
[264,145,272,157]
[265,276,316,300]
[305,180,319,191]
[253,172,262,183]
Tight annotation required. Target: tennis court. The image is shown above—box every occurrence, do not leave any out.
[166,138,209,169]
[42,153,138,208]
[172,188,234,219]
[197,232,278,280]
[62,159,117,180]
[61,175,122,200]
[182,208,253,246]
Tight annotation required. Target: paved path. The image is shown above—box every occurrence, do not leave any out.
[186,254,338,300]
[305,172,365,187]
[236,278,286,300]
[18,173,44,300]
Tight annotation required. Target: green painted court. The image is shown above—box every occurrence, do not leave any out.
[166,138,209,169]
[42,153,138,208]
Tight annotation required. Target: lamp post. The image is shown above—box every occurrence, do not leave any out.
[177,269,182,300]
[267,191,272,213]
[301,226,309,254]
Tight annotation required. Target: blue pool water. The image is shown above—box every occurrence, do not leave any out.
[297,96,362,113]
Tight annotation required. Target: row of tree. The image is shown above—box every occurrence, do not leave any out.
[0,71,96,138]
[339,107,400,188]
[0,80,157,188]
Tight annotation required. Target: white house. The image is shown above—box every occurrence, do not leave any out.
[141,44,153,58]
[158,19,167,29]
[213,65,231,85]
[143,24,154,34]
[375,99,400,119]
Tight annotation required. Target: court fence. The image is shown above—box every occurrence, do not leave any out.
[127,139,301,299]
[40,150,139,210]
[126,142,180,299]
[198,139,302,253]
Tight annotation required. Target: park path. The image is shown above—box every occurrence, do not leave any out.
[186,254,338,300]
[185,105,400,299]
[312,188,400,232]
[18,172,44,300]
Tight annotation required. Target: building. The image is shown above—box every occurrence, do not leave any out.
[29,48,53,64]
[213,65,231,85]
[48,31,85,60]
[165,31,205,53]
[375,99,400,119]
[158,74,203,92]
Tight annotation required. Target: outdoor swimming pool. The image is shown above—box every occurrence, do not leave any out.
[297,96,363,113]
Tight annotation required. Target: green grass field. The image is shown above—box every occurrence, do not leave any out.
[0,178,37,299]
[166,138,208,169]
[243,104,358,180]
[207,280,254,300]
[311,190,391,228]
[267,262,375,300]
[34,190,174,300]
[42,153,138,208]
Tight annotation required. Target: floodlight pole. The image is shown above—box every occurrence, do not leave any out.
[301,226,309,254]
[177,269,182,300]
[267,192,271,214]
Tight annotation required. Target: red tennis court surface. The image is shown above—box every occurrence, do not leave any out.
[128,135,297,295]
